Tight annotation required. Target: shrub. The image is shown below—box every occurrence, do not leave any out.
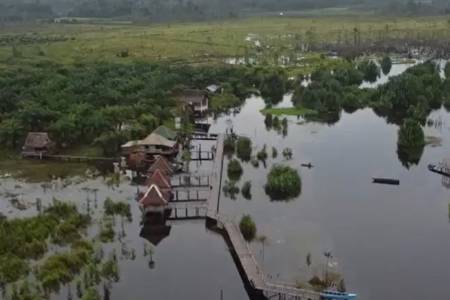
[272,116,280,129]
[256,145,268,161]
[104,198,131,221]
[224,135,236,154]
[241,181,252,200]
[264,113,273,129]
[272,146,278,158]
[358,60,380,82]
[282,148,293,160]
[236,137,252,161]
[251,157,259,167]
[0,255,29,284]
[222,180,240,200]
[99,222,115,243]
[380,56,392,75]
[265,165,301,200]
[227,159,243,181]
[239,215,257,241]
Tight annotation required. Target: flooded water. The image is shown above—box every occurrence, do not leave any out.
[0,173,248,299]
[2,60,450,300]
[209,94,450,299]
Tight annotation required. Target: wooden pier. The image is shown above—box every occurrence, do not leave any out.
[190,150,215,161]
[168,202,208,220]
[171,175,211,188]
[156,134,322,300]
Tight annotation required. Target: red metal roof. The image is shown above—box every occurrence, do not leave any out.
[139,184,168,208]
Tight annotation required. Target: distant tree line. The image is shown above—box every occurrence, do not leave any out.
[1,0,448,23]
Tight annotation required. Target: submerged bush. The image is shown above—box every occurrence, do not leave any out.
[272,146,278,158]
[104,198,131,221]
[241,181,252,200]
[224,135,236,154]
[227,159,243,181]
[256,144,268,162]
[236,137,252,161]
[239,215,257,241]
[264,113,273,129]
[265,165,301,200]
[282,148,293,160]
[380,56,392,75]
[222,180,240,200]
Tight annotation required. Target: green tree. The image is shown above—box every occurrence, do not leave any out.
[380,56,392,75]
[358,60,380,83]
[265,165,301,200]
[241,181,252,200]
[236,137,252,161]
[227,159,243,181]
[239,215,257,241]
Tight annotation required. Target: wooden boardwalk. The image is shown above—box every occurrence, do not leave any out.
[206,134,225,218]
[168,134,321,299]
[220,220,321,300]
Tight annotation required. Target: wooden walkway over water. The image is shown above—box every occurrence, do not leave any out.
[167,134,322,300]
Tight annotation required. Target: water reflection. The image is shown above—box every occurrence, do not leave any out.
[210,92,450,300]
[140,215,172,247]
[396,145,425,169]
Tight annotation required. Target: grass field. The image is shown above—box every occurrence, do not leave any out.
[0,15,449,69]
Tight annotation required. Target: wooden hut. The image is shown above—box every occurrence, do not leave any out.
[139,184,169,214]
[177,89,209,117]
[147,155,174,177]
[121,126,178,159]
[22,132,54,157]
[145,169,172,201]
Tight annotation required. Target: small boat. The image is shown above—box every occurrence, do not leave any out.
[301,163,314,168]
[320,290,357,300]
[372,178,400,185]
[428,164,450,177]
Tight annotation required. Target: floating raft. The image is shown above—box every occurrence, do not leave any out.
[320,290,357,300]
[301,162,314,168]
[372,178,400,185]
[428,164,450,177]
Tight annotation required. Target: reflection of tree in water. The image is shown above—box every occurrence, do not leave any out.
[396,145,424,169]
[304,111,341,126]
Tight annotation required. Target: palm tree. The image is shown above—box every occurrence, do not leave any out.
[257,235,267,266]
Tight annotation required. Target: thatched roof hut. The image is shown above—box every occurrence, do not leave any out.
[22,132,54,156]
